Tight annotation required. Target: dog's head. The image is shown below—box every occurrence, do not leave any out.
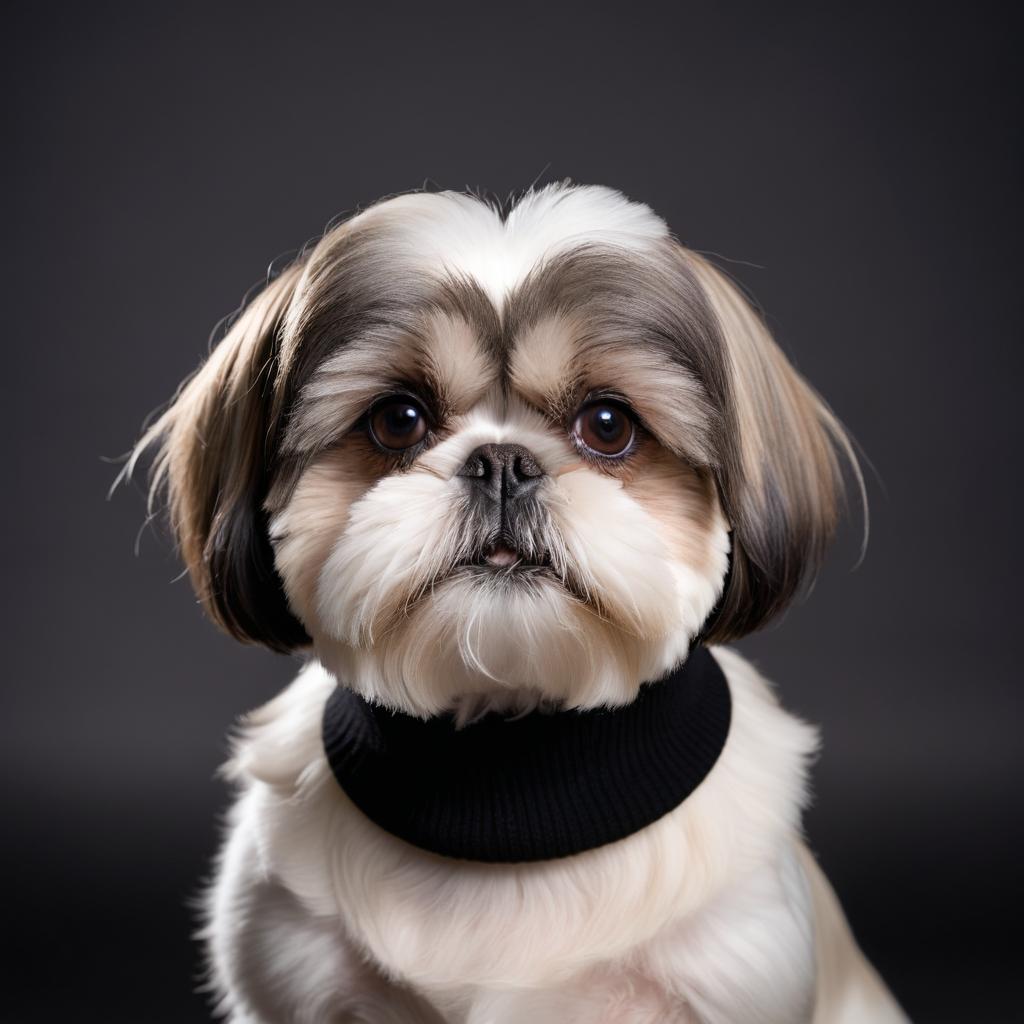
[131,185,855,716]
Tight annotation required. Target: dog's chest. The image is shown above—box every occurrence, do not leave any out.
[419,967,700,1024]
[220,651,832,1022]
[258,774,708,993]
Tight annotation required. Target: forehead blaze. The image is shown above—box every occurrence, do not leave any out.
[346,183,670,310]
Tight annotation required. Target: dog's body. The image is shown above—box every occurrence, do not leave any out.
[129,184,907,1021]
[206,649,902,1023]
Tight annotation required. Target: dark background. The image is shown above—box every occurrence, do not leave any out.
[4,2,1021,1020]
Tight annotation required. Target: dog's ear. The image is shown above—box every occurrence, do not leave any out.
[128,263,311,652]
[684,252,861,643]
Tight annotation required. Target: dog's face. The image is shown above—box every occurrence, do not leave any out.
[135,185,851,716]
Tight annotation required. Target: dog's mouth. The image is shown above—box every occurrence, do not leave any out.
[394,540,596,626]
[462,541,553,573]
[482,542,519,568]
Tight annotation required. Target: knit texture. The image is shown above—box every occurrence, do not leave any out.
[321,645,731,863]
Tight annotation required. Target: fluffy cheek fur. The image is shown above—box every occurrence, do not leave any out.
[269,408,730,717]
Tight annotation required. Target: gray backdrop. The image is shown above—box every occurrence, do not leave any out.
[5,2,1020,1021]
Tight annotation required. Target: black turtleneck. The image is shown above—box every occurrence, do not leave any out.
[321,645,731,863]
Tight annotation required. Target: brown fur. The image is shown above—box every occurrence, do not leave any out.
[130,262,310,651]
[682,251,858,642]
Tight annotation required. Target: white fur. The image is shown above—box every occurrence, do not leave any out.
[354,184,668,310]
[205,647,907,1022]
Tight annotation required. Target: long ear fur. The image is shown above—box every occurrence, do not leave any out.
[124,263,311,652]
[685,252,864,643]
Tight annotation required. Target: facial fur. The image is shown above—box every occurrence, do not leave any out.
[129,184,854,717]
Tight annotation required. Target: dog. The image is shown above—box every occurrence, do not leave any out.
[127,183,908,1022]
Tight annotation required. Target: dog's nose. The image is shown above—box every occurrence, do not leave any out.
[456,443,544,502]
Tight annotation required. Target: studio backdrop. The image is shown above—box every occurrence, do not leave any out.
[4,3,1019,1021]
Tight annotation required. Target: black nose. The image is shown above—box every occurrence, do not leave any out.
[456,443,545,502]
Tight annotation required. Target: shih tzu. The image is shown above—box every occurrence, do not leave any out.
[126,184,908,1022]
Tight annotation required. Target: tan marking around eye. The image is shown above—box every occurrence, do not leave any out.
[284,336,423,457]
[622,447,725,578]
[269,440,380,626]
[508,314,716,466]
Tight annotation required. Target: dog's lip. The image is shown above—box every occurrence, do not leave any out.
[460,543,550,571]
[484,543,519,568]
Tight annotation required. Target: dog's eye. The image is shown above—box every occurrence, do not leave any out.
[368,397,428,451]
[572,401,635,457]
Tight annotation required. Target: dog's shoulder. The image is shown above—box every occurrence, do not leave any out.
[223,657,335,793]
[706,644,820,830]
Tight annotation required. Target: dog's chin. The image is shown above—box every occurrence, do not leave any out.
[311,565,698,719]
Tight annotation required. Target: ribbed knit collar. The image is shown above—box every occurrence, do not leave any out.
[322,645,731,863]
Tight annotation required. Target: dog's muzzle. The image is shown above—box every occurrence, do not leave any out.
[456,443,551,567]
